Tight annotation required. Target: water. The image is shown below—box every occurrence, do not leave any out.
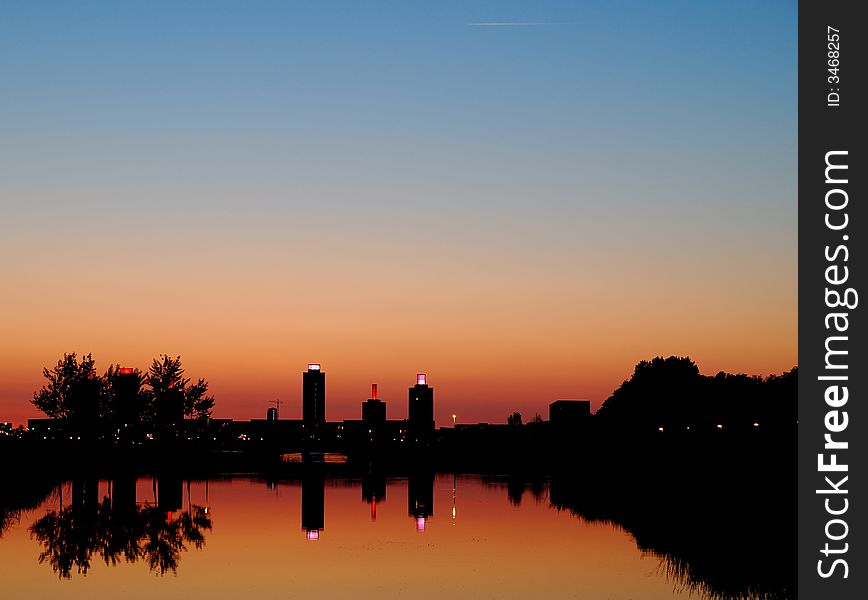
[0,475,777,599]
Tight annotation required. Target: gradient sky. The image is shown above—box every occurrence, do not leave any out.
[0,1,797,426]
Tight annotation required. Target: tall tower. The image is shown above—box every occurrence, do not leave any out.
[408,373,434,442]
[303,363,326,429]
[112,367,141,428]
[362,383,386,428]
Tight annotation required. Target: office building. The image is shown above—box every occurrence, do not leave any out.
[408,373,434,442]
[549,400,591,425]
[362,383,386,430]
[113,367,141,428]
[303,363,326,429]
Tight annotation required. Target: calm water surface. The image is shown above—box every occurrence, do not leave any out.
[1,475,721,599]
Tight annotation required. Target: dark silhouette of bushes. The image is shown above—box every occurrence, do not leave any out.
[594,356,796,438]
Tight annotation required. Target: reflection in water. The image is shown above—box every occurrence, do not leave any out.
[29,477,212,578]
[361,470,386,522]
[408,470,434,533]
[301,473,325,540]
[451,473,457,521]
[0,474,794,599]
[548,472,794,600]
[0,477,56,539]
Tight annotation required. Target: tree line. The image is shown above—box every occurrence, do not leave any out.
[593,355,797,434]
[31,353,215,440]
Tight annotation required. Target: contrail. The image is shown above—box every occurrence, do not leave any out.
[468,21,569,27]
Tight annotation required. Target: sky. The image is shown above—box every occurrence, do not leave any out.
[0,1,797,426]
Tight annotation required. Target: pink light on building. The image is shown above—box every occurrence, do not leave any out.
[416,517,427,533]
[305,530,320,541]
[307,363,321,371]
[371,383,378,400]
[416,373,427,386]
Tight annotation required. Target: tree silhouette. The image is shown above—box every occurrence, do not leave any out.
[31,353,216,441]
[146,355,215,425]
[102,365,149,432]
[31,353,103,435]
[30,494,212,578]
[507,412,523,427]
[594,356,797,436]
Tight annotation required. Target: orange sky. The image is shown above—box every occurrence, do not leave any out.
[0,254,796,426]
[0,217,796,425]
[0,0,796,427]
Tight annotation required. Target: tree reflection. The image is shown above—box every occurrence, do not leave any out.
[30,487,211,578]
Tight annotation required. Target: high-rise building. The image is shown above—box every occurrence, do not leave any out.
[408,373,434,442]
[113,367,141,428]
[303,363,326,429]
[362,383,386,430]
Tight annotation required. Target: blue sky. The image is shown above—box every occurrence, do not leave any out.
[0,1,797,423]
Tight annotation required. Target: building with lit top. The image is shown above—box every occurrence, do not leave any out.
[112,367,141,429]
[303,363,325,433]
[408,471,434,533]
[362,383,386,440]
[408,373,435,443]
[302,473,325,540]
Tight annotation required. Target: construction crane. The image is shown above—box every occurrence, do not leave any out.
[269,398,284,419]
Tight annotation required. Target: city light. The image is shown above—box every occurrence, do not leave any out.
[305,530,320,541]
[416,373,427,385]
[307,363,321,371]
[416,517,427,533]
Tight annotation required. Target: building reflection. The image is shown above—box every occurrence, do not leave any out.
[301,472,325,540]
[112,476,138,513]
[158,474,183,512]
[407,471,434,533]
[6,473,794,599]
[29,477,212,578]
[361,470,386,522]
[71,478,99,511]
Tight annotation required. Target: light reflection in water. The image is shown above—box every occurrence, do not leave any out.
[0,475,790,600]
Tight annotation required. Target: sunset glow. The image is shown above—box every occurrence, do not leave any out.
[0,1,795,427]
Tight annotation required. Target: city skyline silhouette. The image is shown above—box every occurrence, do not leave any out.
[0,1,797,599]
[0,0,796,428]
